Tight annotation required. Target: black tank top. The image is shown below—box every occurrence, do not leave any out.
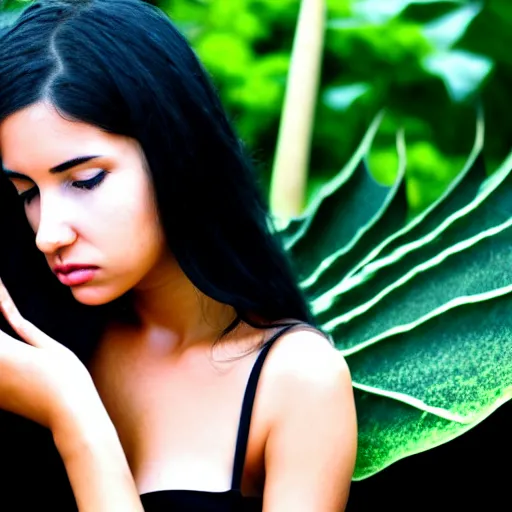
[139,323,300,512]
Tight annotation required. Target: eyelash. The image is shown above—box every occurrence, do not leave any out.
[19,170,107,204]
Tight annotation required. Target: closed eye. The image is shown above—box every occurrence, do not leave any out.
[19,170,107,204]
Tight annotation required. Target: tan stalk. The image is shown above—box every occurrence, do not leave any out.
[270,0,326,225]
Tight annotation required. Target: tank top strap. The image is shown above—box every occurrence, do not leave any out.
[230,321,304,491]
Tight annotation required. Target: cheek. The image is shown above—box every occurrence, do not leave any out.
[130,195,166,258]
[99,175,165,259]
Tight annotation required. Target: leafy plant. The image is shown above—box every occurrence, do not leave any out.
[280,112,512,479]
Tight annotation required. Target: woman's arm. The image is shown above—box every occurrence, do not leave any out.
[262,331,358,511]
[0,279,144,512]
[54,399,145,512]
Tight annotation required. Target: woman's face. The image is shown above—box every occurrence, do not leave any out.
[0,101,171,306]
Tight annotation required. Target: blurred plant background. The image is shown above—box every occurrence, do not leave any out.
[2,0,510,217]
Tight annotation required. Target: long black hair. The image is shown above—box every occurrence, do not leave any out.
[0,0,315,350]
[0,2,316,506]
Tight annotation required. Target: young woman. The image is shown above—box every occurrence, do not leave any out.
[0,0,357,510]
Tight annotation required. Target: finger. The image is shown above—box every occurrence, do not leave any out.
[0,278,57,350]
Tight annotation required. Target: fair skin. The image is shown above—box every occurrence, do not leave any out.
[0,101,357,511]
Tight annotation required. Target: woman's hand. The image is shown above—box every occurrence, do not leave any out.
[0,279,144,511]
[0,278,99,435]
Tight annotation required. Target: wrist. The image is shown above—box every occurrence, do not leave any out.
[51,402,142,512]
[53,397,119,463]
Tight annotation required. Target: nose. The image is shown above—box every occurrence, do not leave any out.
[34,195,77,256]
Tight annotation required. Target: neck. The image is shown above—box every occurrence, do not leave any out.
[128,256,237,350]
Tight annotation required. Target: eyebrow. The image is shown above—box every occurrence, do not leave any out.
[2,155,101,181]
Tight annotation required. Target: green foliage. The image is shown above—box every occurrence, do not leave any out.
[281,113,512,478]
[160,0,300,159]
[160,0,511,216]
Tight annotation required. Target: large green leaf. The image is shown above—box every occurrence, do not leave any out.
[344,115,487,280]
[313,147,512,323]
[302,130,407,299]
[302,115,486,311]
[347,289,512,423]
[326,218,512,349]
[281,113,512,479]
[353,388,481,480]
[284,112,395,280]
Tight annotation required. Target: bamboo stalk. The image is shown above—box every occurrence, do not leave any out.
[270,0,326,225]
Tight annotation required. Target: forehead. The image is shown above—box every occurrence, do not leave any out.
[0,102,122,172]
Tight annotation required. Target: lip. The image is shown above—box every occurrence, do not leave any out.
[53,263,98,275]
[55,268,98,286]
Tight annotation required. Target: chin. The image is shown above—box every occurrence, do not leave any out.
[69,285,127,307]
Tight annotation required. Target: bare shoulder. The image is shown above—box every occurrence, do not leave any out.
[260,326,357,510]
[263,326,352,396]
[260,325,356,429]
